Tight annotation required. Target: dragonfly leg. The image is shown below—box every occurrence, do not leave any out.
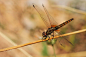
[47,35,50,40]
[42,35,50,40]
[42,36,47,40]
[53,31,54,38]
[51,31,54,39]
[42,36,44,39]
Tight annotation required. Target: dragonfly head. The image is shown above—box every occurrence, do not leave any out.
[42,32,47,37]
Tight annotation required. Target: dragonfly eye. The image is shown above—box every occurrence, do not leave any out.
[42,32,46,37]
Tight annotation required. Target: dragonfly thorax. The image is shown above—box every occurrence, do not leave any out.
[42,27,55,38]
[46,27,55,35]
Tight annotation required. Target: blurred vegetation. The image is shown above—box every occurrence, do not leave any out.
[0,0,86,57]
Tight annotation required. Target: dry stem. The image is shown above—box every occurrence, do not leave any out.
[0,29,86,52]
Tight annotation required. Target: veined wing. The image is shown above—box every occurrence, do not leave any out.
[42,4,58,28]
[33,4,74,46]
[42,4,74,45]
[33,5,51,28]
[42,4,74,30]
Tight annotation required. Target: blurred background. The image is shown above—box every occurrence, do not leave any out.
[0,0,86,57]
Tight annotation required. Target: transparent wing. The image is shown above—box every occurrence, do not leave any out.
[42,4,58,28]
[56,31,73,46]
[42,4,73,46]
[33,5,51,28]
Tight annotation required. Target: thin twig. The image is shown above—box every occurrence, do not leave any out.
[0,29,86,52]
[0,32,32,57]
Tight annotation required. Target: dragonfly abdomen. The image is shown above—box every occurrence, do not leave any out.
[55,18,74,30]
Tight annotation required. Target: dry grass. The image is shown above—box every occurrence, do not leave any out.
[0,0,86,57]
[0,29,86,52]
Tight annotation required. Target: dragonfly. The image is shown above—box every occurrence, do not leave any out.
[33,4,74,45]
